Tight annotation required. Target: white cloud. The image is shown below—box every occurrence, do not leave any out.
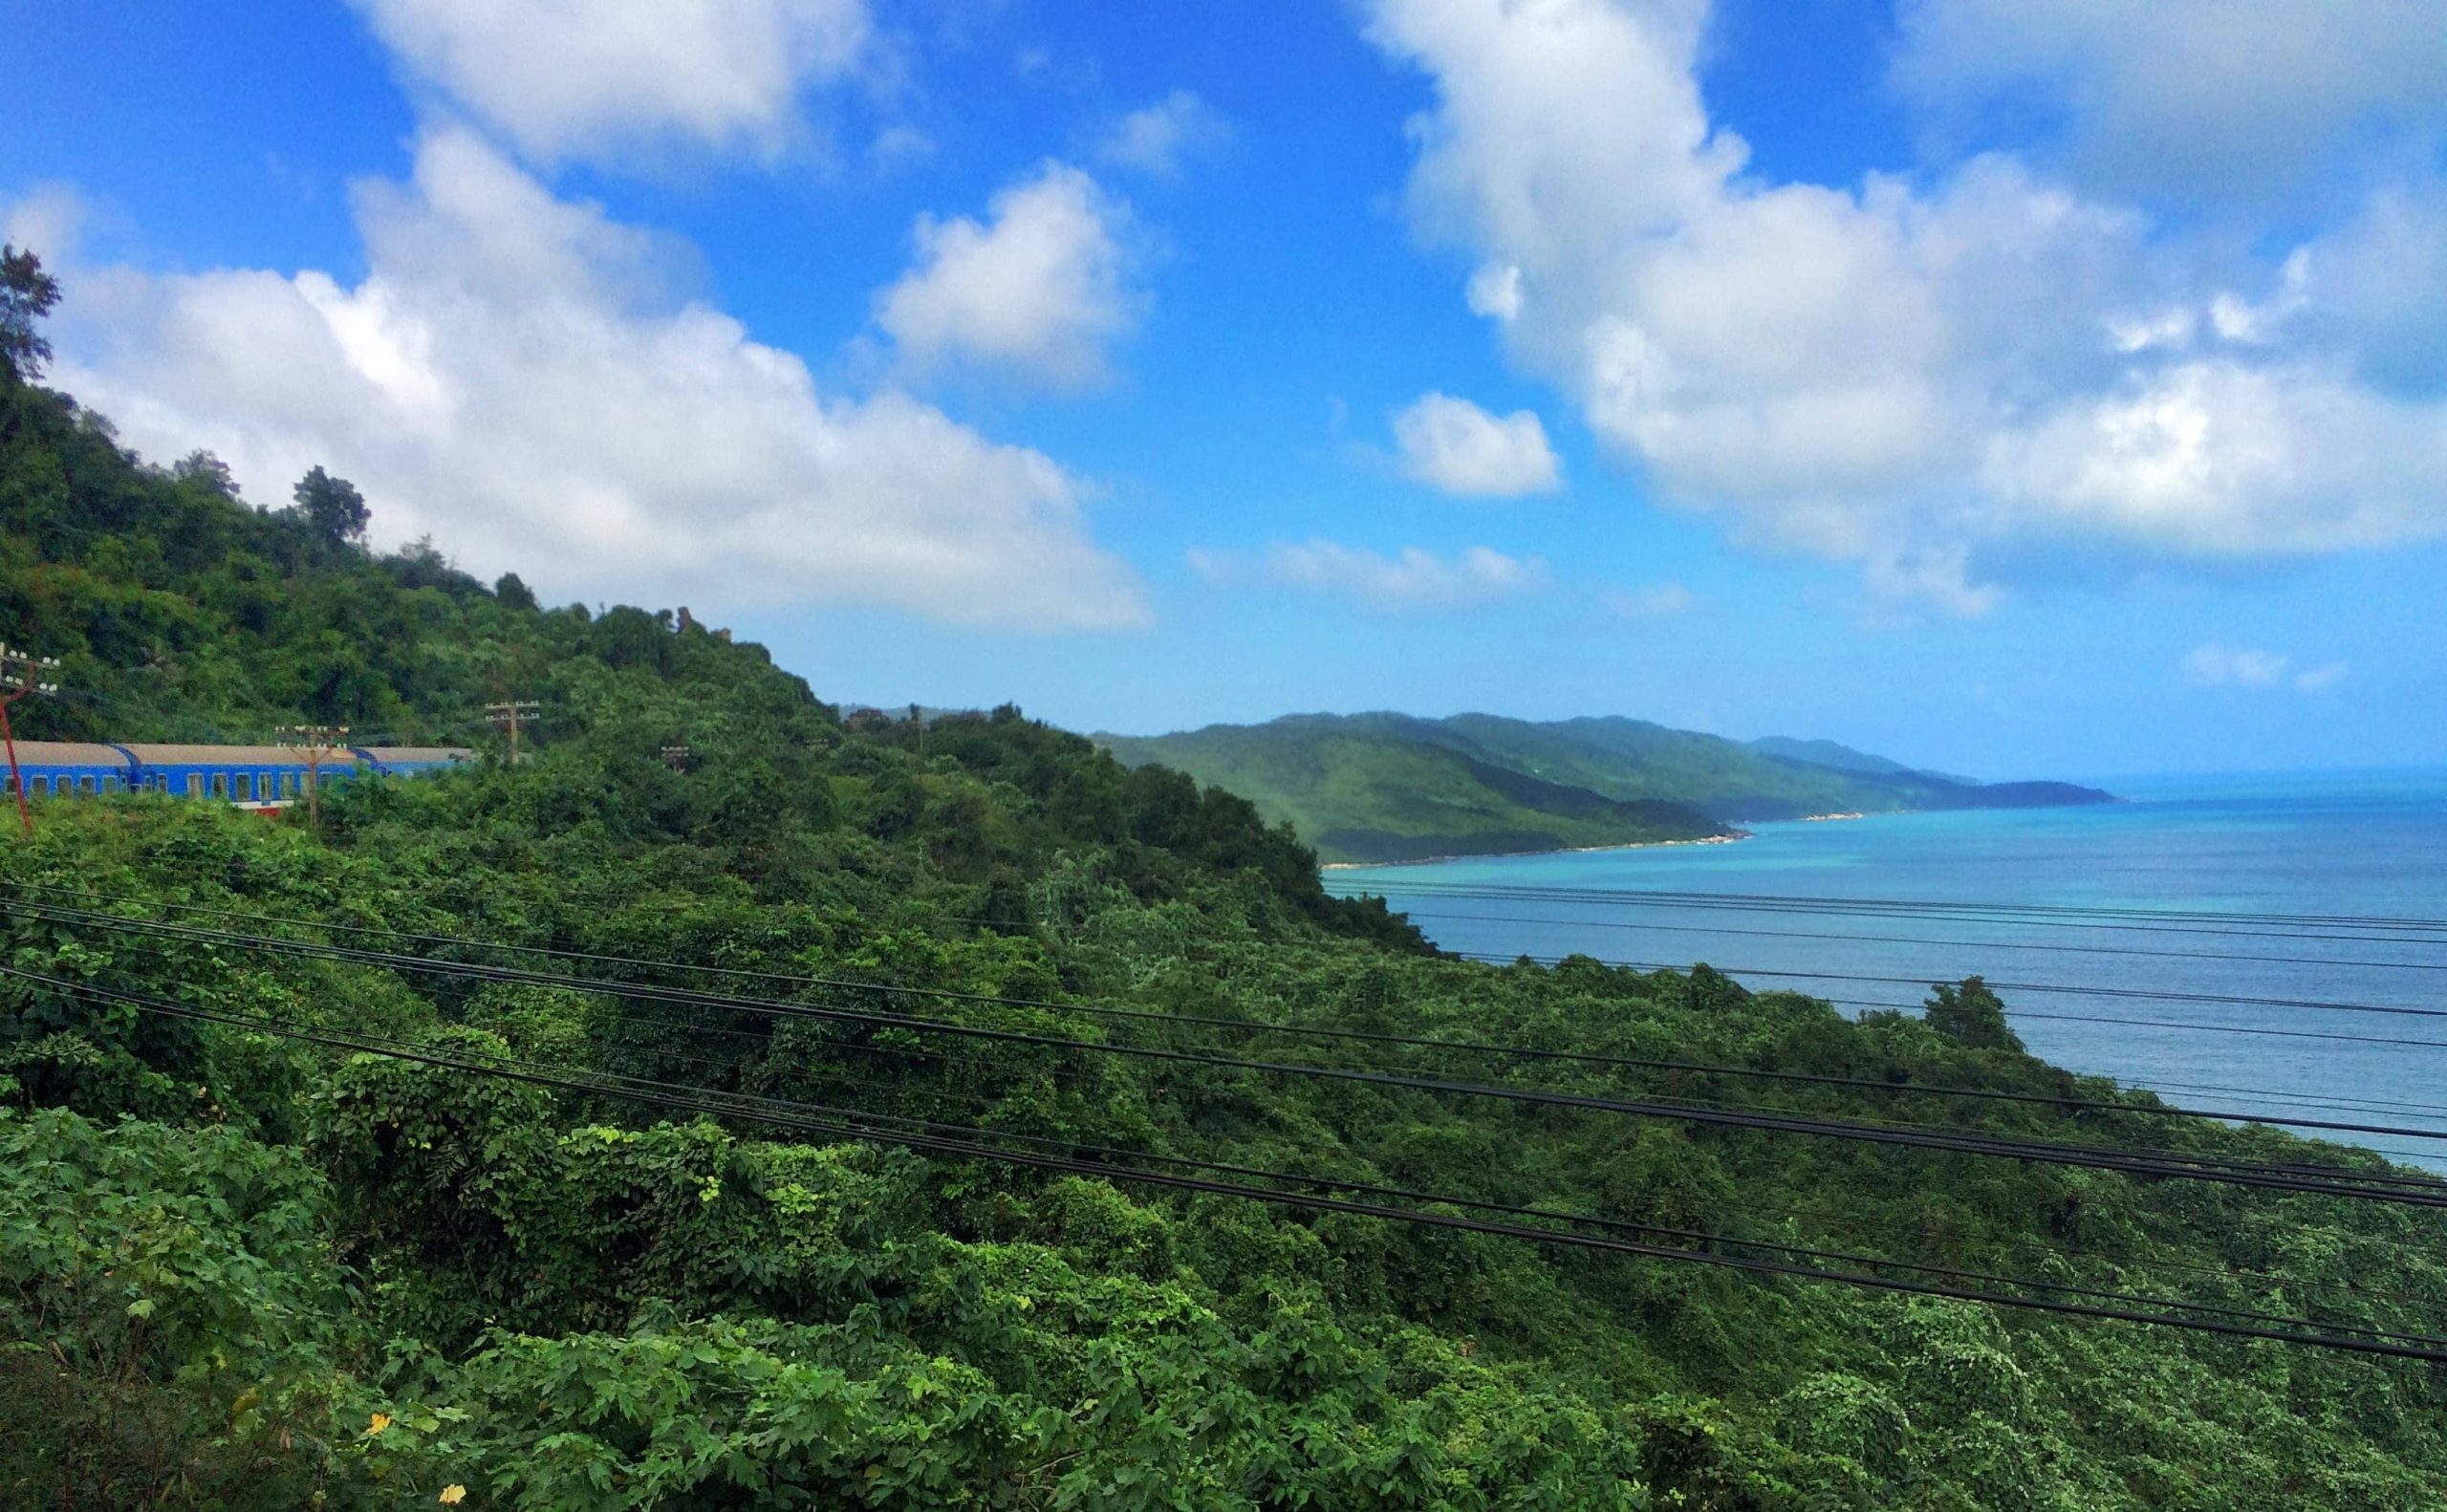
[1192,540,1548,613]
[1360,0,2447,613]
[1600,581,1697,617]
[1892,0,2447,202]
[2293,183,2447,394]
[350,0,870,166]
[41,131,1146,631]
[2182,644,2348,691]
[875,162,1144,391]
[3,183,86,265]
[1094,91,1230,178]
[1465,263,1523,321]
[1392,391,1561,496]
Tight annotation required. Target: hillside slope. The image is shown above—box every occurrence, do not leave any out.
[1101,711,2112,862]
[1098,713,1735,863]
[3,290,2439,1511]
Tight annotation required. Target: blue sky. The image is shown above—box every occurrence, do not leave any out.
[6,0,2444,779]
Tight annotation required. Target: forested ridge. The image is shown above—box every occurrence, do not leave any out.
[4,260,2446,1509]
[1094,715,2112,865]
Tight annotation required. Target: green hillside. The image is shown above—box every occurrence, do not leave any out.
[3,272,2441,1510]
[1744,736,1932,778]
[1100,712,2111,862]
[1099,714,1735,863]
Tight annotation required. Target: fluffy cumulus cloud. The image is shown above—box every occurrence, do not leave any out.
[1893,0,2447,202]
[1095,91,1231,178]
[876,162,1144,390]
[1191,540,1548,614]
[1361,0,2447,612]
[2183,644,2347,691]
[45,131,1146,630]
[350,0,870,165]
[1392,391,1561,496]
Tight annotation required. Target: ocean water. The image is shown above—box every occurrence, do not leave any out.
[1327,769,2447,1169]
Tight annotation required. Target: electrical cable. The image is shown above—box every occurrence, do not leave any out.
[1331,880,2447,932]
[1392,909,2447,973]
[12,962,2445,1363]
[15,899,2447,1208]
[13,878,2447,1147]
[574,1007,2447,1310]
[1339,881,2447,948]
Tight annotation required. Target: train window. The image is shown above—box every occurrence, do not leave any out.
[78,776,97,794]
[210,773,227,798]
[185,774,203,798]
[30,776,49,795]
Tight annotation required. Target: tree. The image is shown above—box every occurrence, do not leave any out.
[171,449,240,500]
[292,465,369,548]
[1923,976,2025,1053]
[495,572,539,612]
[0,244,61,387]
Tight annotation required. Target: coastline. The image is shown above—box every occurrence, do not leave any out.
[1319,829,1753,873]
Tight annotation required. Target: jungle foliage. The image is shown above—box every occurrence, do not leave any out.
[2,282,2443,1509]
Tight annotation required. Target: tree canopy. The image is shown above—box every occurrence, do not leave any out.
[0,244,60,388]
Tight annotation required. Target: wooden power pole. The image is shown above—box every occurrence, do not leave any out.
[487,700,541,763]
[0,643,59,838]
[275,724,349,825]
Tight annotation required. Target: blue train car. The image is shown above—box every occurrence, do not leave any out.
[1,742,140,799]
[119,745,317,805]
[350,745,474,778]
[2,741,477,807]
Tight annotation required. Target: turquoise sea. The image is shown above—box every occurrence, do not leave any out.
[1327,769,2447,1169]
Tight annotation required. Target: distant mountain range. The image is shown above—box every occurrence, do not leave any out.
[1094,712,2114,864]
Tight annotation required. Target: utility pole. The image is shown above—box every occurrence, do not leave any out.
[275,724,349,826]
[486,700,541,763]
[0,643,59,838]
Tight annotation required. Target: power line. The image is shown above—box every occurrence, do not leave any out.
[90,905,2447,1189]
[1342,881,2447,947]
[565,1025,2447,1345]
[13,879,2444,1149]
[1335,881,2447,933]
[570,1002,2447,1303]
[1442,948,2447,1023]
[1465,954,2447,1022]
[14,963,2443,1364]
[17,900,2447,1207]
[1392,909,2447,973]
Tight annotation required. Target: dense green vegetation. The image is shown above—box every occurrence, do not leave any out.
[4,266,2445,1509]
[1098,715,1738,863]
[1097,714,2112,864]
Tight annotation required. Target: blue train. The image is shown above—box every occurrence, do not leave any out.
[2,743,472,807]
